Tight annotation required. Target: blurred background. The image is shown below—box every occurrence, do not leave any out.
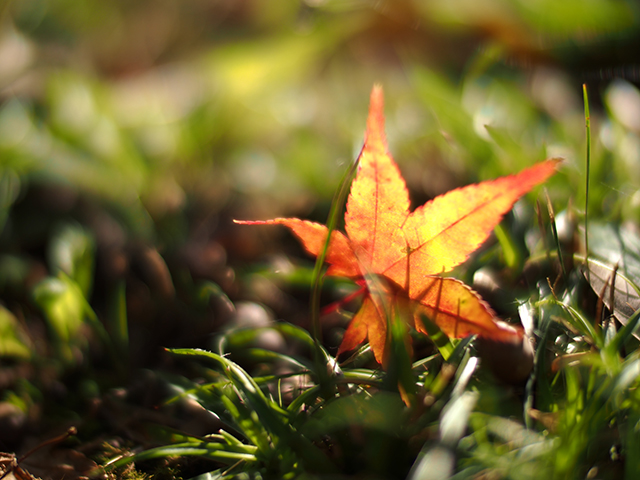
[3,0,640,467]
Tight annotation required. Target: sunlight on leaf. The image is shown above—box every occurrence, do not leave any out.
[236,86,558,366]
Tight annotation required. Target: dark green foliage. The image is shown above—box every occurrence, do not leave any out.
[4,1,640,479]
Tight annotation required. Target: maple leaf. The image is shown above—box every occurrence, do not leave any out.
[236,86,559,365]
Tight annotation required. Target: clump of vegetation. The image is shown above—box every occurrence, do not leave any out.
[2,1,640,479]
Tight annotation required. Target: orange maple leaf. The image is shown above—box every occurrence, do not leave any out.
[236,86,559,365]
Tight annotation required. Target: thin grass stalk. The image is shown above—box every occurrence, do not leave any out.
[545,191,567,281]
[583,83,591,281]
[309,157,359,343]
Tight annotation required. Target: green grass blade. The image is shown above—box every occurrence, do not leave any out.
[167,348,338,474]
[287,384,323,413]
[625,409,640,478]
[309,158,358,344]
[273,323,341,377]
[418,314,455,361]
[384,310,417,402]
[546,192,567,281]
[494,223,519,271]
[583,83,591,277]
[235,347,312,371]
[104,441,258,471]
[605,307,640,358]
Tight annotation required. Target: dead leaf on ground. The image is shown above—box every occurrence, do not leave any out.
[584,257,640,339]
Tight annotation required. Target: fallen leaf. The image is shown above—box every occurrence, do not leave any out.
[236,86,558,364]
[584,257,640,339]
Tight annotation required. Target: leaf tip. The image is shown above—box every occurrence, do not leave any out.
[490,319,525,341]
[233,219,267,225]
[511,157,562,190]
[366,85,387,150]
[548,156,563,168]
[539,157,563,177]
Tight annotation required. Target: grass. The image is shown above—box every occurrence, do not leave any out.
[3,1,640,479]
